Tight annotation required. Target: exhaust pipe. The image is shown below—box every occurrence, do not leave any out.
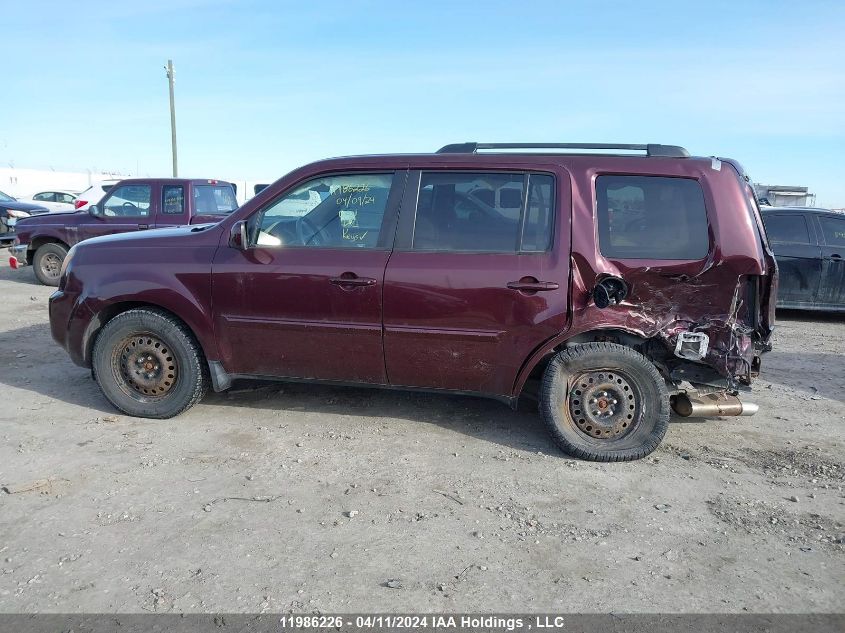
[671,393,758,417]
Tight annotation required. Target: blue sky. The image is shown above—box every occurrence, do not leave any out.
[2,0,844,205]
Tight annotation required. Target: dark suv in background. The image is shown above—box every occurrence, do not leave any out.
[761,206,845,311]
[48,143,777,461]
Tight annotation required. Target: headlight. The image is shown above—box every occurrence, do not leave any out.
[6,209,31,219]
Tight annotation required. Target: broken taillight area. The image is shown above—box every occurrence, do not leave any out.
[674,332,709,361]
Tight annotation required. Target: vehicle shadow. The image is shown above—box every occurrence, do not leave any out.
[0,320,766,454]
[765,312,845,403]
[0,323,565,455]
[0,323,116,412]
[204,379,566,455]
[776,308,845,323]
[0,262,41,285]
[762,350,844,404]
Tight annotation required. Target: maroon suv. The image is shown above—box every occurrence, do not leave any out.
[48,143,777,461]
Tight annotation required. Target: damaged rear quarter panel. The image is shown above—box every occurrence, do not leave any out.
[514,157,769,396]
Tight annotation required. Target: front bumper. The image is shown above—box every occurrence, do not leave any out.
[49,290,71,352]
[0,229,17,246]
[8,242,29,269]
[49,288,92,368]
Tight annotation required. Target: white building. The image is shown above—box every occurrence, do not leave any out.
[0,167,270,206]
[0,167,127,198]
[754,184,816,208]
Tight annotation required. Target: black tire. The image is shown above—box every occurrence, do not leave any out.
[539,342,670,461]
[33,243,67,286]
[92,308,209,418]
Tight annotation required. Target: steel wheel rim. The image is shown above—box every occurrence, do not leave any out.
[41,253,62,279]
[567,370,641,440]
[111,333,178,401]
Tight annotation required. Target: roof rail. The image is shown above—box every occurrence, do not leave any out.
[435,142,690,158]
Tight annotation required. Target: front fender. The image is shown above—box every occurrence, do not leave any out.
[65,244,218,367]
[19,224,72,252]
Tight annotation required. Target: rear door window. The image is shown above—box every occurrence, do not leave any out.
[413,172,554,252]
[762,214,812,245]
[596,175,709,260]
[162,185,185,215]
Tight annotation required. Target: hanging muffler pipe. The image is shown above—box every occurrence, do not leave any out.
[671,392,759,417]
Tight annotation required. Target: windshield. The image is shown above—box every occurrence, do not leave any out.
[0,190,15,202]
[193,184,238,215]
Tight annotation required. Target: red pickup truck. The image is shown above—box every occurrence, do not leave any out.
[9,178,238,285]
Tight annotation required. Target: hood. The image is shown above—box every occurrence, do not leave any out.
[14,210,80,228]
[1,200,49,214]
[79,224,219,248]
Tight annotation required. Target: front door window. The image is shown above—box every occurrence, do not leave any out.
[211,171,404,384]
[819,216,845,247]
[251,174,394,249]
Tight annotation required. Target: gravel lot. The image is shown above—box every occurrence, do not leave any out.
[0,260,842,613]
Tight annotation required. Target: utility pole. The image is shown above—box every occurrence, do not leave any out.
[165,60,178,177]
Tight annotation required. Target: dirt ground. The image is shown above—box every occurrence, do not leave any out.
[0,260,842,614]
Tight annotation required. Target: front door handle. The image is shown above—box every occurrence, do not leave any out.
[507,279,559,292]
[138,224,149,230]
[829,253,843,261]
[329,274,377,287]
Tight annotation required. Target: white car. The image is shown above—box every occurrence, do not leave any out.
[72,180,123,210]
[22,190,79,212]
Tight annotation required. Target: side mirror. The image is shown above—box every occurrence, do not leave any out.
[229,220,248,250]
[88,204,101,217]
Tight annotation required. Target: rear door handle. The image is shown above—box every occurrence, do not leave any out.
[829,253,843,261]
[507,280,559,292]
[329,275,377,287]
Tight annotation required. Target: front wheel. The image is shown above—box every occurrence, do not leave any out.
[33,243,67,286]
[539,342,670,461]
[92,308,209,418]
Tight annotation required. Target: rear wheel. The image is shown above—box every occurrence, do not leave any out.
[539,342,670,461]
[92,308,208,418]
[33,243,67,286]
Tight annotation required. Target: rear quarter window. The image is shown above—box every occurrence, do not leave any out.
[596,175,709,260]
[194,184,238,214]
